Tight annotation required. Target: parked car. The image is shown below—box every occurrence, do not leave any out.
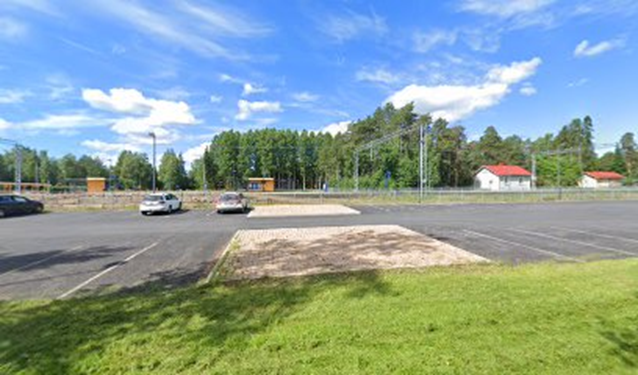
[139,193,182,216]
[0,194,44,218]
[216,192,249,213]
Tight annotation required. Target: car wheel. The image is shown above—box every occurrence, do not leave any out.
[141,211,149,216]
[167,206,173,214]
[178,202,182,211]
[35,205,43,214]
[0,209,5,218]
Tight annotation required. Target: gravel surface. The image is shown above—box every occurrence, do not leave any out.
[226,225,488,280]
[247,204,360,218]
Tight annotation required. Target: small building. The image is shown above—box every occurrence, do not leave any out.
[579,171,624,189]
[87,177,107,194]
[247,177,275,192]
[475,165,532,191]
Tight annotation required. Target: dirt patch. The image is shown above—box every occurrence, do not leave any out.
[247,204,360,218]
[224,225,488,280]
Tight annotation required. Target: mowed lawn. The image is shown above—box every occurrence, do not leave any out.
[1,260,638,374]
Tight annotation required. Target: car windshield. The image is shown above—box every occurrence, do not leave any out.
[144,195,163,202]
[221,194,239,202]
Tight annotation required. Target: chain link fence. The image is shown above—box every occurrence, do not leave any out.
[20,187,638,210]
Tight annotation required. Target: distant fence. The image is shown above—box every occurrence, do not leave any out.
[19,187,638,210]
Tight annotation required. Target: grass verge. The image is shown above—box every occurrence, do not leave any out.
[1,260,638,374]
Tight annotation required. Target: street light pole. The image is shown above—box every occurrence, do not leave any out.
[148,132,156,192]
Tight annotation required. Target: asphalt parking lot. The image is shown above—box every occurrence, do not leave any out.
[1,201,637,299]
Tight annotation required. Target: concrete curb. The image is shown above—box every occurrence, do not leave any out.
[203,230,241,284]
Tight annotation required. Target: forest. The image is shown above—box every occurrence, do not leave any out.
[1,103,637,191]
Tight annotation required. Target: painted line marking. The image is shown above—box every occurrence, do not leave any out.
[556,227,638,245]
[57,242,159,299]
[0,245,84,279]
[463,229,583,263]
[508,228,636,257]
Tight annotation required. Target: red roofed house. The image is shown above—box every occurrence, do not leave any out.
[580,171,625,189]
[474,165,533,191]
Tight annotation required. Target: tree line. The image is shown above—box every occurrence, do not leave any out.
[193,103,637,190]
[1,103,637,191]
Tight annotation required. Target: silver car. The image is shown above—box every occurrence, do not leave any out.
[139,193,182,216]
[216,192,248,213]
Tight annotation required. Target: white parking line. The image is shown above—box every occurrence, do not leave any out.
[509,228,636,257]
[556,227,638,245]
[463,230,583,262]
[0,245,84,279]
[57,242,159,299]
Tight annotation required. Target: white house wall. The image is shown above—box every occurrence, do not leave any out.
[474,169,532,191]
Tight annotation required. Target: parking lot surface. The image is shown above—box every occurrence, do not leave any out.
[1,201,637,299]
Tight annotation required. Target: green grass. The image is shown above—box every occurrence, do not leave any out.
[2,260,638,374]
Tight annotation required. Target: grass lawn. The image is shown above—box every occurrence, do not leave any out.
[1,260,638,374]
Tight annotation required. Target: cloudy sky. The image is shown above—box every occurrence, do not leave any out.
[0,0,636,166]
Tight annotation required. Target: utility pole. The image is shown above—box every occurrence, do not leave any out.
[531,153,537,189]
[15,145,22,194]
[419,123,424,203]
[354,151,359,191]
[148,132,156,192]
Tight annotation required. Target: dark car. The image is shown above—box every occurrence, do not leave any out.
[0,195,44,218]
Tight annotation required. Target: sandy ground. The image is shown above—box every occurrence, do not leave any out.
[247,204,360,218]
[225,225,488,280]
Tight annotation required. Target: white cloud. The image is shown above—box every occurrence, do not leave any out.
[386,57,542,121]
[0,17,27,41]
[176,1,271,38]
[209,95,223,103]
[82,88,197,144]
[567,78,589,88]
[0,89,30,104]
[183,142,209,167]
[83,88,153,115]
[46,74,75,100]
[321,120,351,136]
[86,0,265,60]
[486,57,542,84]
[519,83,537,96]
[356,68,400,84]
[292,92,319,102]
[320,10,387,42]
[156,87,191,101]
[413,30,457,53]
[0,118,11,130]
[1,0,59,16]
[459,0,555,18]
[235,99,282,121]
[242,83,267,96]
[574,39,624,58]
[219,73,242,83]
[81,140,141,153]
[17,113,112,130]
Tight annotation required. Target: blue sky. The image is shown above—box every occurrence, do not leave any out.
[0,0,636,166]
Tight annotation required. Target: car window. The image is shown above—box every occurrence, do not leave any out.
[12,196,28,203]
[0,196,11,202]
[144,195,162,201]
[221,194,238,202]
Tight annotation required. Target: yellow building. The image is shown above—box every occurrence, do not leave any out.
[247,177,275,192]
[87,177,107,194]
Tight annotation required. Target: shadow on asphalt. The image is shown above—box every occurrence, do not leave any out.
[0,245,135,275]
